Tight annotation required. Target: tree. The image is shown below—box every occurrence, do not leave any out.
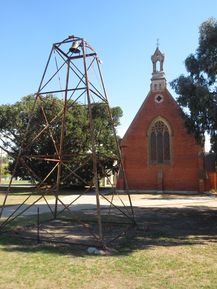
[171,18,217,161]
[0,95,123,187]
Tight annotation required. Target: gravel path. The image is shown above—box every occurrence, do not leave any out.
[1,193,217,218]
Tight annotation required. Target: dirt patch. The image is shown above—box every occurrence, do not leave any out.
[2,193,217,249]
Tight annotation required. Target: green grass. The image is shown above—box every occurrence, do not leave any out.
[0,187,74,207]
[1,194,217,289]
[0,191,56,209]
[0,234,217,289]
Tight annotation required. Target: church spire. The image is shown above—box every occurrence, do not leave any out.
[150,46,167,91]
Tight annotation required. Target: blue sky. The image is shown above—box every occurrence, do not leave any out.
[0,0,216,140]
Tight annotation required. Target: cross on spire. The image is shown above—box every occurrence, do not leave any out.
[156,38,160,48]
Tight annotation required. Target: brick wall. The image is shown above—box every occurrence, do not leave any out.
[117,89,204,192]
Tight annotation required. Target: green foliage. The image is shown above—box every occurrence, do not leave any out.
[0,95,122,186]
[171,18,217,160]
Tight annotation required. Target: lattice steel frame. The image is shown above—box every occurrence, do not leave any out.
[0,35,135,247]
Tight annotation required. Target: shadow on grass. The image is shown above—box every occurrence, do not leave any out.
[1,204,217,256]
[127,205,217,249]
[0,234,89,257]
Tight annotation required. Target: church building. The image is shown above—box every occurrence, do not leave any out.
[117,47,207,193]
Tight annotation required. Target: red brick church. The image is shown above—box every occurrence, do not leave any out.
[117,47,213,193]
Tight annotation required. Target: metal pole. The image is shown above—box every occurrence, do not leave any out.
[54,58,70,219]
[82,40,104,246]
[96,59,135,222]
[37,206,40,244]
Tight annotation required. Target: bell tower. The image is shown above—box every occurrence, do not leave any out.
[150,46,167,91]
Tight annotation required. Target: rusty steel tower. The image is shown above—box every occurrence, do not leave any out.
[0,36,135,247]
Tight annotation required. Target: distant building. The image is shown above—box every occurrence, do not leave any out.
[117,47,216,193]
[100,169,116,187]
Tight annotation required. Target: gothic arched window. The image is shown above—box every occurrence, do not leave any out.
[149,120,171,164]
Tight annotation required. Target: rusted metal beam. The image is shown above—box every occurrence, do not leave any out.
[96,59,135,222]
[82,39,104,247]
[54,58,71,219]
[0,195,43,231]
[39,87,86,95]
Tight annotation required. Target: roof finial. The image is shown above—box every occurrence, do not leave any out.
[156,38,160,48]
